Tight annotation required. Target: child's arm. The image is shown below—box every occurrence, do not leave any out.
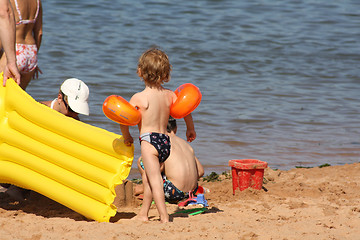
[119,93,140,146]
[120,124,133,146]
[184,113,196,142]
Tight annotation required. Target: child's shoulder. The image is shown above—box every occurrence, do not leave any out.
[132,87,175,100]
[163,87,175,95]
[129,91,146,105]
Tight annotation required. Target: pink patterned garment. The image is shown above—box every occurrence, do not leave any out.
[16,43,38,73]
[14,0,40,25]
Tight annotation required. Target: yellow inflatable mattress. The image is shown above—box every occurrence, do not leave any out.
[0,74,134,222]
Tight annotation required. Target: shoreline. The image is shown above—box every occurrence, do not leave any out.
[127,164,231,180]
[127,161,349,181]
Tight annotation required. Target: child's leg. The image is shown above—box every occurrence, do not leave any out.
[135,156,152,220]
[141,142,169,223]
[134,158,145,196]
[136,168,152,221]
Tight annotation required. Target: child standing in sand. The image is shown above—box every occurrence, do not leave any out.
[120,48,196,223]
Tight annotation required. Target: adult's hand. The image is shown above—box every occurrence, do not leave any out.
[3,61,20,86]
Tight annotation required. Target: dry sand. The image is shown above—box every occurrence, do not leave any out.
[1,163,359,240]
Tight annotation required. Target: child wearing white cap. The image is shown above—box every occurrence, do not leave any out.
[40,78,89,120]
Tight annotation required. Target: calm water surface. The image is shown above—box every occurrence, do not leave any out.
[27,0,360,176]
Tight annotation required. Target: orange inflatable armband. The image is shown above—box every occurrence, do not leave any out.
[170,83,202,119]
[103,95,141,126]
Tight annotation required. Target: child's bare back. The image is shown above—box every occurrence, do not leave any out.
[130,87,176,135]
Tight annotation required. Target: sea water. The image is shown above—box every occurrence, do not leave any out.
[27,0,360,176]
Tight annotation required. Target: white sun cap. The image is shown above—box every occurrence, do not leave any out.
[60,78,89,115]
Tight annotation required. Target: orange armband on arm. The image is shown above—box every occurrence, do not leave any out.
[103,95,141,126]
[170,83,202,119]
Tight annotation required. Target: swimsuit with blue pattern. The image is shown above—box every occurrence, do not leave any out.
[139,132,171,163]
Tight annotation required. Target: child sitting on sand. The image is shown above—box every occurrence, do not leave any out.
[119,48,196,223]
[135,117,204,204]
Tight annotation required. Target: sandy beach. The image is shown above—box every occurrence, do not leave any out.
[0,163,359,240]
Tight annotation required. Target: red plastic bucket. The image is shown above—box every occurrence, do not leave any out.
[228,159,268,194]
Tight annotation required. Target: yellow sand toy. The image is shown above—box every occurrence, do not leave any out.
[0,74,134,222]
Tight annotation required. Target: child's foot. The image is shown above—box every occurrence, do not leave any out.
[160,218,169,223]
[160,215,169,223]
[132,215,148,222]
